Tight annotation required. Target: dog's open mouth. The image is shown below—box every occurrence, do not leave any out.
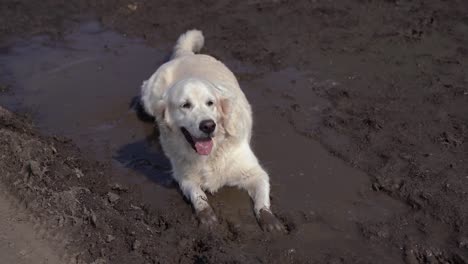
[181,127,213,155]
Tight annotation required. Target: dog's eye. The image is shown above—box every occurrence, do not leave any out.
[181,102,192,109]
[206,100,214,107]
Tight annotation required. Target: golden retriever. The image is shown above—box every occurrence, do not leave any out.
[140,30,284,231]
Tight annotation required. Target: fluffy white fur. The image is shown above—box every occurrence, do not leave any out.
[140,30,283,231]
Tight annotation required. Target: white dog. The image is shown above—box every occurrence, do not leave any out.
[140,30,284,231]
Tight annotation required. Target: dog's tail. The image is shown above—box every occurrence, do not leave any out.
[171,29,204,59]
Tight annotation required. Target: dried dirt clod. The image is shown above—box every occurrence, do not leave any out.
[106,235,115,243]
[132,240,141,251]
[127,3,138,11]
[107,192,120,203]
[74,168,84,178]
[28,161,42,176]
[458,237,468,249]
[130,204,141,210]
[110,183,128,192]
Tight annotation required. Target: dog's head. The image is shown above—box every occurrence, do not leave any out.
[155,78,233,156]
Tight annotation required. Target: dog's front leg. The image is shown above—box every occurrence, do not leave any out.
[179,180,217,226]
[241,167,285,232]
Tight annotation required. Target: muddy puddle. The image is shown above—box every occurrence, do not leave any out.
[0,21,408,260]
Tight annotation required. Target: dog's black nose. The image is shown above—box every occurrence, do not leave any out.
[199,119,216,134]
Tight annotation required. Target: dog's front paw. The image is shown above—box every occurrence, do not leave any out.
[197,207,218,227]
[257,208,286,233]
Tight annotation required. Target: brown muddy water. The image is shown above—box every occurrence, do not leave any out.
[0,21,407,261]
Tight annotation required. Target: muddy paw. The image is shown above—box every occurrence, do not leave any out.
[197,207,218,227]
[257,208,286,232]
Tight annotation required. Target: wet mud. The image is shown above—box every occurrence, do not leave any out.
[0,1,467,263]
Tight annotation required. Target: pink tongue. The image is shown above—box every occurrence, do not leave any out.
[195,140,213,155]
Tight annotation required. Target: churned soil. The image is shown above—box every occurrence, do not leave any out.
[0,0,467,263]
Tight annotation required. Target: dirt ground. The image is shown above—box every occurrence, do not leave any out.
[0,184,62,264]
[0,0,467,263]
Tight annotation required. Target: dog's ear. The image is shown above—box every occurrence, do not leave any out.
[140,66,172,117]
[140,65,175,129]
[155,99,173,130]
[215,85,237,136]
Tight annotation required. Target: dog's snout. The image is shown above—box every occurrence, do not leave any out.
[199,119,216,134]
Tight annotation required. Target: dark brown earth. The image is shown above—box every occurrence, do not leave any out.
[1,0,468,263]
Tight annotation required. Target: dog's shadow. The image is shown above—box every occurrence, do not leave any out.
[114,97,176,188]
